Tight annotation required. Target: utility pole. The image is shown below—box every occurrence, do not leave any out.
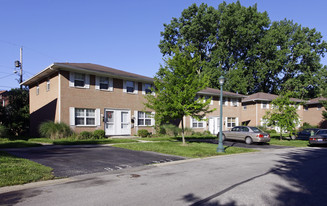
[15,47,23,89]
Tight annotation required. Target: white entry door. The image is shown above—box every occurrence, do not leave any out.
[105,109,131,136]
[209,117,220,135]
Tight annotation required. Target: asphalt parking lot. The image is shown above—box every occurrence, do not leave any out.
[2,145,185,177]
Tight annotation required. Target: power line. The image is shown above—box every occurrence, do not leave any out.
[0,73,15,80]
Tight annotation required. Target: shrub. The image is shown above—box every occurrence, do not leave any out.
[138,129,150,137]
[300,122,318,131]
[39,121,73,139]
[183,127,194,136]
[78,131,93,139]
[0,125,7,138]
[93,130,105,139]
[161,124,181,137]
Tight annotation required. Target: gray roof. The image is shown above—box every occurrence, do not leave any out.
[306,97,327,105]
[197,88,246,98]
[242,92,303,103]
[22,63,154,86]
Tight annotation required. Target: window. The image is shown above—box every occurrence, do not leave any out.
[262,101,269,109]
[99,77,109,90]
[231,98,238,107]
[74,73,85,87]
[227,117,236,128]
[304,106,308,111]
[36,84,39,95]
[138,111,152,126]
[192,118,205,128]
[144,83,152,94]
[318,105,322,110]
[222,98,228,106]
[126,81,134,93]
[243,105,247,110]
[75,108,95,126]
[46,79,50,92]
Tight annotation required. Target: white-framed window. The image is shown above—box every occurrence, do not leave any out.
[69,107,100,126]
[95,76,113,91]
[261,101,269,109]
[143,83,152,94]
[260,118,268,127]
[205,96,213,105]
[123,80,138,94]
[74,73,85,87]
[36,84,39,95]
[75,108,95,126]
[227,117,237,128]
[138,111,152,126]
[191,118,205,128]
[46,79,50,92]
[231,98,238,107]
[69,72,90,89]
[222,98,228,106]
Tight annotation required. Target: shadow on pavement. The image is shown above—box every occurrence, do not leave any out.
[181,147,327,205]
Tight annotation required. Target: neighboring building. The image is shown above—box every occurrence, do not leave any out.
[241,92,304,130]
[188,88,246,134]
[304,97,327,126]
[22,63,156,137]
[0,91,9,107]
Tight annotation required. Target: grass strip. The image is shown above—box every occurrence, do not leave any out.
[0,140,42,148]
[269,138,309,147]
[112,141,256,158]
[0,151,55,187]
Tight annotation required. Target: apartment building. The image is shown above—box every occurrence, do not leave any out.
[22,63,326,137]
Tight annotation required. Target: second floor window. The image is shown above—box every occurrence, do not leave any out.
[46,79,50,92]
[74,73,85,87]
[144,83,152,94]
[100,77,109,90]
[126,81,135,93]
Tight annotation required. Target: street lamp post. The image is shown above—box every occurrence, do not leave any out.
[217,76,225,153]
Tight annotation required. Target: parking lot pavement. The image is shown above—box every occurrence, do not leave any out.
[2,145,185,177]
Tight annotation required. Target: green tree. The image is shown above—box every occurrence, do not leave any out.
[145,47,214,144]
[263,92,300,140]
[0,88,29,137]
[159,1,327,98]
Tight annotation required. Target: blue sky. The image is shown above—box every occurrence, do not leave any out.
[1,0,327,90]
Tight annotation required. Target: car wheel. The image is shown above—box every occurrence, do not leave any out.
[291,135,296,140]
[245,136,253,145]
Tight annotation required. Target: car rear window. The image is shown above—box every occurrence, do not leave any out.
[250,127,261,133]
[317,130,327,135]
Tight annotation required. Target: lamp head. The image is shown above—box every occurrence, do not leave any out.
[219,76,225,86]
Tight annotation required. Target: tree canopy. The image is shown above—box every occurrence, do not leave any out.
[262,92,300,140]
[159,1,327,99]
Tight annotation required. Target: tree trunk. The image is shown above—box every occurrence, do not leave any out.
[181,117,185,145]
[280,130,283,141]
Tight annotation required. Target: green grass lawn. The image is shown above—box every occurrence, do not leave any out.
[0,139,42,148]
[0,151,55,187]
[112,141,256,158]
[268,133,310,147]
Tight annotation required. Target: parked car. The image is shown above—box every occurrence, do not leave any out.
[220,126,270,145]
[309,129,327,145]
[296,128,320,140]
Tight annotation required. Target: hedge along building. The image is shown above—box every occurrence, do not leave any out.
[22,63,247,137]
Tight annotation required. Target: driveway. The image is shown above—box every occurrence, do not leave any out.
[2,145,185,177]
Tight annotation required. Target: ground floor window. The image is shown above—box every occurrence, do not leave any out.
[75,108,95,126]
[227,117,236,128]
[192,118,205,128]
[138,111,152,126]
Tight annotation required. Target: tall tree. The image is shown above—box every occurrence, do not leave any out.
[263,92,300,140]
[145,47,214,144]
[159,1,327,98]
